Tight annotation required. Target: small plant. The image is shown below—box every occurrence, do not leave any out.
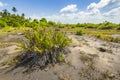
[0,21,7,28]
[58,52,65,62]
[76,29,84,35]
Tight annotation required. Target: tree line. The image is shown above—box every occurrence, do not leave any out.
[0,7,120,30]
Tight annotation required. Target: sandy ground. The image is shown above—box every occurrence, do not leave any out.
[0,34,120,80]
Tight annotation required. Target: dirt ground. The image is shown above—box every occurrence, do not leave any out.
[0,33,120,80]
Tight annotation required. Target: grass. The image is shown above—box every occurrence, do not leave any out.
[0,26,30,35]
[0,42,12,48]
[76,29,84,35]
[89,32,120,43]
[81,29,120,43]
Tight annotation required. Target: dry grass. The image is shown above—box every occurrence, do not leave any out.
[0,42,12,48]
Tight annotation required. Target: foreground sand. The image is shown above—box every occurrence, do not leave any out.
[0,34,120,80]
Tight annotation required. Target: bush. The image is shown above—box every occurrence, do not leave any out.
[93,33,120,43]
[18,28,71,69]
[117,26,120,30]
[12,22,21,27]
[98,24,112,30]
[76,29,84,35]
[0,21,7,28]
[7,21,21,27]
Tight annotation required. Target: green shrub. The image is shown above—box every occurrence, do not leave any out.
[94,33,102,38]
[58,52,65,62]
[76,29,84,35]
[98,24,112,30]
[22,28,71,52]
[13,22,21,27]
[18,28,71,68]
[0,21,7,28]
[117,26,120,30]
[93,33,120,43]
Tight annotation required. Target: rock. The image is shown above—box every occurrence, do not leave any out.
[17,33,23,35]
[108,73,115,78]
[98,47,106,52]
[44,67,49,71]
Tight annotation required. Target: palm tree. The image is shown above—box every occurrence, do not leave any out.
[12,7,17,14]
[2,9,9,17]
[21,13,25,17]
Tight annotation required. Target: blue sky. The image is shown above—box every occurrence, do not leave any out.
[0,0,120,23]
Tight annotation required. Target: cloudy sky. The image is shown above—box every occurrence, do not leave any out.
[0,0,120,23]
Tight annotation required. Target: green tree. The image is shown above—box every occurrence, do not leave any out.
[12,7,17,14]
[2,9,9,17]
[40,18,47,23]
[48,21,56,27]
[39,18,48,27]
[21,13,25,17]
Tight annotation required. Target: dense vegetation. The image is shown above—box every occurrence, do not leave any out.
[0,7,120,29]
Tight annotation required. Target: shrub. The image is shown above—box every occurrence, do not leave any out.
[18,28,71,69]
[76,29,84,35]
[0,21,7,28]
[13,22,21,27]
[98,24,112,30]
[93,33,120,43]
[117,26,120,30]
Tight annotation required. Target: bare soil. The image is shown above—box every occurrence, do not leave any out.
[0,34,120,80]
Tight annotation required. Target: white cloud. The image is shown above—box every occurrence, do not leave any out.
[60,4,78,13]
[88,0,120,10]
[0,1,7,7]
[44,11,104,23]
[87,0,120,15]
[96,0,110,8]
[31,0,120,24]
[103,7,120,16]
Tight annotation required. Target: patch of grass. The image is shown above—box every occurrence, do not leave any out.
[0,42,12,48]
[76,29,84,35]
[58,52,65,62]
[1,26,15,33]
[93,33,120,43]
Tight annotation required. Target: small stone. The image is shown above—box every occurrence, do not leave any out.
[108,73,115,78]
[44,67,49,71]
[17,33,23,35]
[98,47,106,52]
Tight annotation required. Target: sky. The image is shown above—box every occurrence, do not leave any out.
[0,0,120,23]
